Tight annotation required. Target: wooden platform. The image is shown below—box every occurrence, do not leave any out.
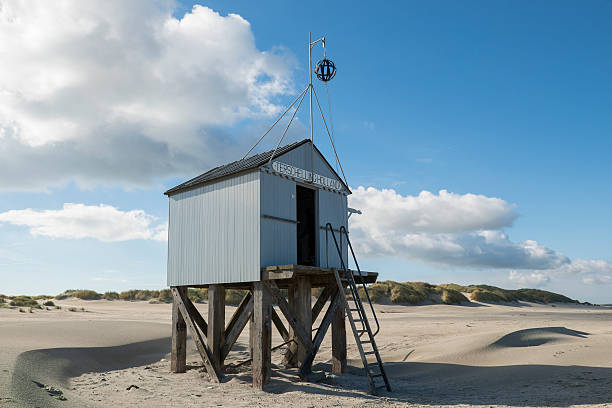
[170,264,379,390]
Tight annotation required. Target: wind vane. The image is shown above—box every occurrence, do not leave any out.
[242,32,347,188]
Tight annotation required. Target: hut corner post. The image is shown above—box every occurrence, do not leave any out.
[331,297,347,373]
[171,286,187,373]
[208,285,226,371]
[252,281,272,389]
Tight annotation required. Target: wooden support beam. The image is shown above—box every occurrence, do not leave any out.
[221,291,253,362]
[171,287,221,383]
[271,307,289,341]
[272,306,297,368]
[252,282,272,390]
[299,291,342,379]
[283,283,298,367]
[332,287,347,374]
[295,276,312,364]
[263,281,313,352]
[184,292,208,335]
[311,282,336,323]
[249,308,254,359]
[171,286,187,373]
[208,285,226,372]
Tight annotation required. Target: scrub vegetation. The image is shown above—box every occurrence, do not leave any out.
[437,284,581,304]
[354,281,468,305]
[2,283,583,310]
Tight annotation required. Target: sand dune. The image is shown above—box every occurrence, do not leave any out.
[3,299,612,407]
[489,327,589,348]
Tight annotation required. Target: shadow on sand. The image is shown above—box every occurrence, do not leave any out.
[11,332,612,407]
[12,337,170,408]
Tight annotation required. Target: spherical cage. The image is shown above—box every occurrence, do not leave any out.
[315,58,336,82]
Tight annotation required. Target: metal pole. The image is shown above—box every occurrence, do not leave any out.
[309,32,314,183]
[309,32,313,144]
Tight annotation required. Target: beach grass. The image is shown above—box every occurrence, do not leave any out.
[10,296,42,309]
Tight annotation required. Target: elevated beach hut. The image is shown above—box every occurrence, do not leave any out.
[164,34,390,394]
[165,139,350,287]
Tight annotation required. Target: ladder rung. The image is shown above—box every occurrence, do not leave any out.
[371,373,384,378]
[349,308,360,311]
[364,351,376,355]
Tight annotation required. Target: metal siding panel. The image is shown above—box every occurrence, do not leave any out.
[260,172,297,267]
[167,171,260,286]
[276,142,341,185]
[318,189,348,269]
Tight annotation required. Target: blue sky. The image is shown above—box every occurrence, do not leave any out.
[1,1,611,302]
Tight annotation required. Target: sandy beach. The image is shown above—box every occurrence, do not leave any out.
[2,298,612,407]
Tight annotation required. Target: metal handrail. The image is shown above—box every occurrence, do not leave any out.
[325,223,381,337]
[339,225,380,337]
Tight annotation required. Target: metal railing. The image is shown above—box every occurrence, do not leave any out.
[325,223,381,337]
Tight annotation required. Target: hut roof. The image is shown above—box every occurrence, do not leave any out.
[165,139,349,196]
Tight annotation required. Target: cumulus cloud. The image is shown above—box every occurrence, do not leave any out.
[348,187,570,270]
[550,259,612,285]
[0,1,294,191]
[349,187,518,234]
[508,271,550,286]
[0,203,167,242]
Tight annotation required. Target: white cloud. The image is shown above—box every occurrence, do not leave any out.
[508,271,550,286]
[550,259,612,285]
[348,186,569,270]
[0,1,295,191]
[349,187,518,234]
[0,203,167,242]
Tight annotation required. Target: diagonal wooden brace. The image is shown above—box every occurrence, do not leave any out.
[299,290,343,379]
[171,287,221,383]
[221,291,253,362]
[312,281,336,322]
[263,281,313,352]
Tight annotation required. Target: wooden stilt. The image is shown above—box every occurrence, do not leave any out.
[171,287,221,382]
[263,281,313,352]
[221,291,253,362]
[283,283,298,367]
[171,286,187,373]
[332,287,347,374]
[295,275,312,364]
[252,282,272,390]
[249,307,254,359]
[312,282,335,322]
[208,285,225,372]
[300,290,342,379]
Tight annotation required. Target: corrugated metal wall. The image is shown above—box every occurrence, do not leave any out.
[275,142,342,185]
[318,188,348,269]
[167,171,260,286]
[260,172,297,267]
[267,143,349,269]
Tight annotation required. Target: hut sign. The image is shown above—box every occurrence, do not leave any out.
[272,161,343,191]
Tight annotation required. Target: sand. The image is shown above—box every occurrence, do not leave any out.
[2,298,612,407]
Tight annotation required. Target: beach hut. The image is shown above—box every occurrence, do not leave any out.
[165,139,350,287]
[164,33,390,394]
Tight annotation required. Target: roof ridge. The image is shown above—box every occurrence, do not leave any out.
[164,139,311,195]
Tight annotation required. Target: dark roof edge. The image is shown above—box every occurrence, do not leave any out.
[164,139,351,196]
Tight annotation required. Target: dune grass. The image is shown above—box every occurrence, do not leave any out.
[9,296,42,309]
[102,291,120,300]
[354,281,468,305]
[438,283,580,304]
[2,280,581,311]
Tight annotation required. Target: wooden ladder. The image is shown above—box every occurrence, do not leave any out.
[327,223,391,394]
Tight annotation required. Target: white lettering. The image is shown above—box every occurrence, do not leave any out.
[271,162,342,191]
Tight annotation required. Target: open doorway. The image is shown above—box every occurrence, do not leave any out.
[296,185,316,266]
